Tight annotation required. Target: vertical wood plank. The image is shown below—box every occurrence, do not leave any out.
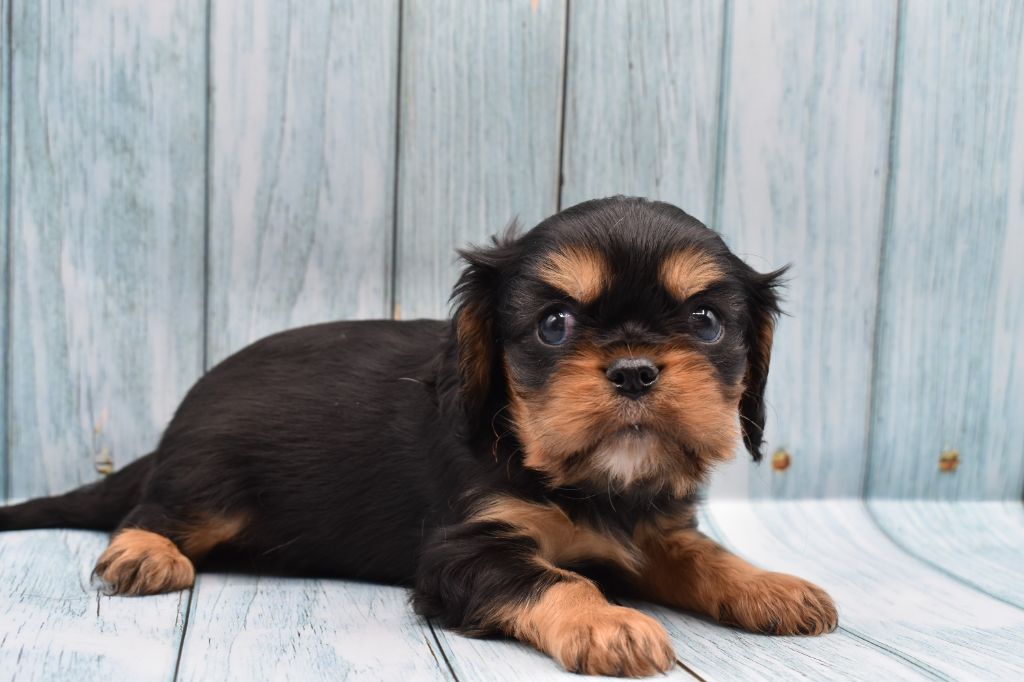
[560,0,724,218]
[868,0,1024,499]
[206,0,399,365]
[710,0,898,498]
[8,0,207,496]
[0,529,189,681]
[1,0,10,500]
[394,0,566,319]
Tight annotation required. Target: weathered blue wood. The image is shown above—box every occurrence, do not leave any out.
[868,0,1024,499]
[709,0,898,498]
[394,0,566,319]
[176,574,453,681]
[0,529,189,681]
[559,0,724,216]
[7,0,207,496]
[869,500,1024,608]
[1,0,10,500]
[633,600,933,681]
[705,500,1024,679]
[205,0,399,366]
[430,625,692,680]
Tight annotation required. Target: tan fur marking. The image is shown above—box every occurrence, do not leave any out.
[507,345,740,496]
[474,496,641,574]
[537,247,609,304]
[659,248,724,300]
[635,523,838,636]
[94,529,195,595]
[498,579,675,677]
[179,514,247,560]
[456,303,492,401]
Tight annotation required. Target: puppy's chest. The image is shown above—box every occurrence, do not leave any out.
[473,496,646,574]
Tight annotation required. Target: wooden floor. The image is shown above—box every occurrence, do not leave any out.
[1,500,1022,681]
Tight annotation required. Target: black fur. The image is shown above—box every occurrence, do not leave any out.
[0,196,783,636]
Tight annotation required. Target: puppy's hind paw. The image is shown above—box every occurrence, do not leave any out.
[93,529,195,596]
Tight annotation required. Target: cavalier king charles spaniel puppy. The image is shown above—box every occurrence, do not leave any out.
[1,196,837,677]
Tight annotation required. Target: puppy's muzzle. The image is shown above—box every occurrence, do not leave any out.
[605,357,659,400]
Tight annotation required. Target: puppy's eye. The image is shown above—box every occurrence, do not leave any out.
[690,307,722,343]
[538,309,575,346]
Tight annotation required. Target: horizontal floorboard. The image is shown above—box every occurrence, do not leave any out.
[0,529,187,682]
[175,574,452,681]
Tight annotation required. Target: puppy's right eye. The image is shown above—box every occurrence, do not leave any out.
[538,309,575,346]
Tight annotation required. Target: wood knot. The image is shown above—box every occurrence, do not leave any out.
[771,448,791,471]
[938,449,959,473]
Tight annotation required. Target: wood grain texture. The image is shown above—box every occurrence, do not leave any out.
[206,0,399,366]
[7,0,206,497]
[1,0,10,500]
[868,0,1024,499]
[709,0,898,499]
[633,600,934,681]
[394,0,566,319]
[559,0,723,216]
[704,499,1024,679]
[0,528,188,682]
[869,500,1024,608]
[430,625,693,681]
[176,574,452,682]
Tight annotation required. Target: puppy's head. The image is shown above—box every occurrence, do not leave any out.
[449,197,784,498]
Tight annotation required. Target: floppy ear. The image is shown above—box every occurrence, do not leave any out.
[739,266,787,461]
[448,225,522,420]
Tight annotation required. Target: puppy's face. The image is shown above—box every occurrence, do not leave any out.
[452,198,782,498]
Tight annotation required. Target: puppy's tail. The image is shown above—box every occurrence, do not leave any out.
[0,453,154,531]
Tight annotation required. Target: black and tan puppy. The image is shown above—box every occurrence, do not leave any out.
[1,197,836,676]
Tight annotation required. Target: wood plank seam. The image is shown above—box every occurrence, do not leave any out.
[862,0,906,499]
[554,0,571,212]
[389,0,404,321]
[709,0,733,231]
[1,0,12,503]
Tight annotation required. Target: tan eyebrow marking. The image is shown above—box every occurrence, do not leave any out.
[660,248,724,300]
[537,247,609,304]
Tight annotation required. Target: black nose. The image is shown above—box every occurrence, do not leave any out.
[605,358,659,399]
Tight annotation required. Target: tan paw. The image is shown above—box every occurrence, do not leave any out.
[719,571,838,636]
[94,529,195,595]
[548,604,676,677]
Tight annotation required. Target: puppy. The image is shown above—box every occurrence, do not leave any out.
[0,197,837,677]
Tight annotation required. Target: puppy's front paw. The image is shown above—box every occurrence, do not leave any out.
[719,572,838,636]
[548,605,675,677]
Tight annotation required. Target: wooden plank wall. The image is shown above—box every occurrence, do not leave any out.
[1,0,1021,502]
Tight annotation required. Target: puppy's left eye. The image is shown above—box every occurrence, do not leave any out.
[690,306,723,342]
[538,309,575,346]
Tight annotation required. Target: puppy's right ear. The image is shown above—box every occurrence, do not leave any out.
[448,224,522,419]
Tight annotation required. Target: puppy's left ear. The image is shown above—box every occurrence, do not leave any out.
[448,225,522,420]
[739,266,788,461]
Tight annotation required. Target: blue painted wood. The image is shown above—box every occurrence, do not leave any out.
[1,0,10,501]
[0,528,189,681]
[7,0,207,496]
[868,0,1024,499]
[705,500,1024,679]
[869,500,1024,608]
[205,0,399,366]
[559,0,724,217]
[394,0,567,319]
[176,574,452,681]
[709,0,898,499]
